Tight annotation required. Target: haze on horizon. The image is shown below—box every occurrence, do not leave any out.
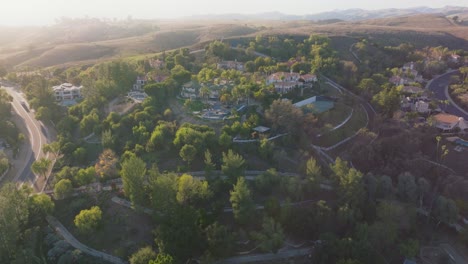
[1,0,467,26]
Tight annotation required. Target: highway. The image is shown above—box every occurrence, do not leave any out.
[1,83,50,191]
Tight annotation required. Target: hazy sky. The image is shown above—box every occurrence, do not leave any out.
[1,0,467,26]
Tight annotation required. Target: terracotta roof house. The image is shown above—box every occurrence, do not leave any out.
[433,113,463,131]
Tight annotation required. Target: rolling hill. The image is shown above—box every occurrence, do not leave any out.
[0,9,466,70]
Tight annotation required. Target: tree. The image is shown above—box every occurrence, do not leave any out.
[94,149,118,179]
[74,166,96,186]
[155,206,205,263]
[306,157,321,185]
[129,246,158,264]
[31,158,51,179]
[74,206,102,234]
[397,172,418,203]
[433,196,458,226]
[258,138,274,160]
[204,150,215,175]
[176,174,211,206]
[0,184,29,262]
[179,144,197,166]
[54,179,73,199]
[222,150,245,182]
[252,217,285,253]
[218,132,232,149]
[101,129,115,149]
[205,222,235,258]
[399,239,419,259]
[43,141,62,160]
[372,86,400,118]
[149,172,178,213]
[229,177,254,224]
[121,156,147,207]
[149,253,174,264]
[331,158,364,207]
[265,99,304,135]
[29,193,54,219]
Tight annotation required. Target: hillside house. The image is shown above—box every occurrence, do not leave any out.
[53,83,82,101]
[133,76,147,91]
[266,72,317,94]
[180,82,198,99]
[149,58,165,69]
[217,61,244,71]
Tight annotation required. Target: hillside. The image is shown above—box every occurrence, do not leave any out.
[0,12,467,69]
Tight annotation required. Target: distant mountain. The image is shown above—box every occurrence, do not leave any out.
[186,6,468,21]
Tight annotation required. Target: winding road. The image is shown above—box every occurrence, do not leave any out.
[427,70,468,119]
[1,82,50,191]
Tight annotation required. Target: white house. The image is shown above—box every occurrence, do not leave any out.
[217,61,244,71]
[266,72,316,94]
[433,113,462,131]
[273,82,299,94]
[413,100,430,113]
[133,76,147,91]
[180,82,198,99]
[53,83,82,101]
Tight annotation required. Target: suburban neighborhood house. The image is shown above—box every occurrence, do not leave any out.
[390,62,424,85]
[53,83,82,101]
[433,113,467,131]
[217,60,245,71]
[266,71,317,94]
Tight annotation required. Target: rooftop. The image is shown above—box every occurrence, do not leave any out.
[433,113,461,124]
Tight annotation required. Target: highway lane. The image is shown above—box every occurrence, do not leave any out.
[427,70,468,120]
[2,84,49,190]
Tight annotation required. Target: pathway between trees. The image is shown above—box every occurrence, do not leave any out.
[46,215,127,264]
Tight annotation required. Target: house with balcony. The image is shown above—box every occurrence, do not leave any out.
[53,83,83,101]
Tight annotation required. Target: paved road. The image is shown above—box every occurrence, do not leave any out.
[1,84,50,191]
[46,216,127,264]
[427,70,468,119]
[217,247,312,264]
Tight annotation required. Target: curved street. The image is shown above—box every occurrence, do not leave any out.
[1,83,51,191]
[427,70,468,120]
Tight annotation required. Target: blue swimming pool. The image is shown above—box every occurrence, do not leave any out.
[455,139,468,147]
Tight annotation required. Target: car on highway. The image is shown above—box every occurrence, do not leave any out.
[20,101,30,112]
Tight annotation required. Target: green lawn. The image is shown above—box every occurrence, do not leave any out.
[312,105,367,147]
[54,192,154,259]
[316,103,353,130]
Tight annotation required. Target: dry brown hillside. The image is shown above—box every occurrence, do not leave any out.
[0,14,466,69]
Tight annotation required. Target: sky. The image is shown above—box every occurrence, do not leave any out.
[1,0,467,26]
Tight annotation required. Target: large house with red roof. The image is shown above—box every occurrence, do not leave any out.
[433,113,466,131]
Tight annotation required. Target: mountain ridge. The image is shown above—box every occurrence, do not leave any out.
[184,5,468,21]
